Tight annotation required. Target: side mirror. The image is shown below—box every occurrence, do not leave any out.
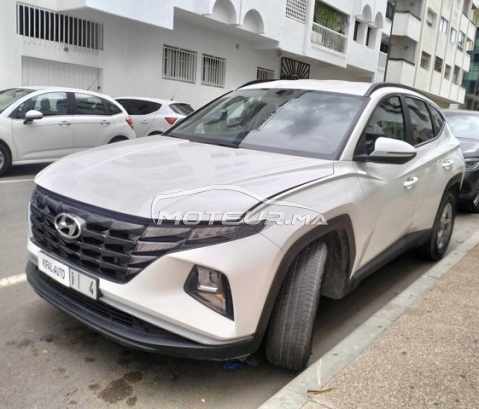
[354,137,417,164]
[24,110,43,124]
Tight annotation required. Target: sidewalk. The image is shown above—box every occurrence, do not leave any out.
[260,232,479,409]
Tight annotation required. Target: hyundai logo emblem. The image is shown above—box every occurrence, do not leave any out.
[54,213,84,240]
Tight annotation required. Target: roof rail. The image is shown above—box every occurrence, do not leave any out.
[365,82,429,98]
[236,79,279,89]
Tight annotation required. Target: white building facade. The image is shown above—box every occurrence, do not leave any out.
[0,0,389,108]
[385,0,479,107]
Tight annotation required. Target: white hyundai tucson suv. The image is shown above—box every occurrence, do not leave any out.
[26,80,464,371]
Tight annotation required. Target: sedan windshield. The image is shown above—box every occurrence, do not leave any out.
[444,112,479,140]
[168,88,366,159]
[0,88,34,114]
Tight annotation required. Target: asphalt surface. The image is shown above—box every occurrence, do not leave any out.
[1,164,479,409]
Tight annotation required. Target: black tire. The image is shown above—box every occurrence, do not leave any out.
[108,136,128,144]
[0,143,12,177]
[461,184,479,213]
[417,191,456,261]
[266,241,328,371]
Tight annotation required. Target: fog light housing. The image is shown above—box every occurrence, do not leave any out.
[185,265,234,320]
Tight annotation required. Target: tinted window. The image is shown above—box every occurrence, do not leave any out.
[75,93,106,115]
[170,103,194,115]
[405,97,434,145]
[428,105,445,136]
[170,89,366,159]
[108,102,122,115]
[117,99,160,115]
[444,113,479,139]
[16,92,68,118]
[0,88,34,113]
[356,96,406,155]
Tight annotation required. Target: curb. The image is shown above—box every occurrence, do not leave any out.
[258,230,479,409]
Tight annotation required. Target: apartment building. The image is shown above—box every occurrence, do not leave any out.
[462,21,479,109]
[385,0,479,107]
[0,0,388,108]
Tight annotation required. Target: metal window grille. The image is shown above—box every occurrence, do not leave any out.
[286,0,307,23]
[202,55,226,87]
[257,67,275,80]
[163,45,197,83]
[16,3,103,51]
[444,65,452,80]
[434,57,443,73]
[420,52,431,70]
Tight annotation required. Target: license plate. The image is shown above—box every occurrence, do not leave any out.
[38,252,99,300]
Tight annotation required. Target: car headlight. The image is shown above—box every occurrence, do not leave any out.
[465,158,479,170]
[185,265,234,319]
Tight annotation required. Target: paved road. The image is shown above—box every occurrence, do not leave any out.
[1,165,479,409]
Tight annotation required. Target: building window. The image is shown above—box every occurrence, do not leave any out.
[444,65,452,80]
[453,65,461,84]
[426,9,436,28]
[163,45,197,83]
[420,52,431,70]
[450,28,457,44]
[257,67,275,80]
[16,3,103,51]
[353,20,360,41]
[286,0,307,23]
[458,32,465,51]
[366,27,373,47]
[439,17,448,34]
[434,57,443,73]
[202,55,226,87]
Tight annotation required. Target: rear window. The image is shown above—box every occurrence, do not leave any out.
[444,112,479,140]
[170,103,194,115]
[0,88,34,113]
[108,102,123,115]
[169,88,366,160]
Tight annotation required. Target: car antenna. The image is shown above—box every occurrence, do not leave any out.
[171,89,178,101]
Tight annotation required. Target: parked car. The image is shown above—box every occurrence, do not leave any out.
[26,80,464,371]
[115,96,194,137]
[443,109,479,212]
[0,87,136,176]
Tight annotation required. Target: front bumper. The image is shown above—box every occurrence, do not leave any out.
[26,261,257,360]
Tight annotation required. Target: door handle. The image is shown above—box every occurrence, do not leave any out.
[59,121,71,127]
[140,120,149,124]
[442,160,453,170]
[100,121,110,126]
[404,176,419,189]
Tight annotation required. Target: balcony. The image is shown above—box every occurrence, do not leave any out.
[311,23,347,54]
[385,59,415,86]
[391,12,421,43]
[378,52,387,70]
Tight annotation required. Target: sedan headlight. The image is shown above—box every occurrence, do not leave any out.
[465,158,479,170]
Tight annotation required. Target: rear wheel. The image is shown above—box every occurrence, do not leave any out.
[0,143,12,177]
[266,241,328,371]
[417,191,456,261]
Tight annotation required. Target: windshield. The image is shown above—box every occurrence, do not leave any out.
[0,88,34,114]
[168,88,366,159]
[444,112,479,140]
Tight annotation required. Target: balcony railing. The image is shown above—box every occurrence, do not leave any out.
[311,22,347,54]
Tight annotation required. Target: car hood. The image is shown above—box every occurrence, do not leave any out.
[458,138,479,157]
[35,136,334,220]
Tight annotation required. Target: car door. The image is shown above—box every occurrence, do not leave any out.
[72,93,115,151]
[11,91,73,161]
[117,99,161,137]
[353,95,420,266]
[403,97,462,231]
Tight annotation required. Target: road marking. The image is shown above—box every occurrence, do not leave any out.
[0,273,27,288]
[0,178,35,184]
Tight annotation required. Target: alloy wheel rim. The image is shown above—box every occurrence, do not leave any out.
[0,151,4,169]
[436,202,453,251]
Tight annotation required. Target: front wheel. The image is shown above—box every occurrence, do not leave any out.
[266,241,328,371]
[417,191,456,261]
[0,144,12,177]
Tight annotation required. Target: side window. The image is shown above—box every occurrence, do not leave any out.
[107,102,122,115]
[16,92,68,118]
[405,97,435,145]
[428,105,445,137]
[75,93,106,115]
[357,96,406,155]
